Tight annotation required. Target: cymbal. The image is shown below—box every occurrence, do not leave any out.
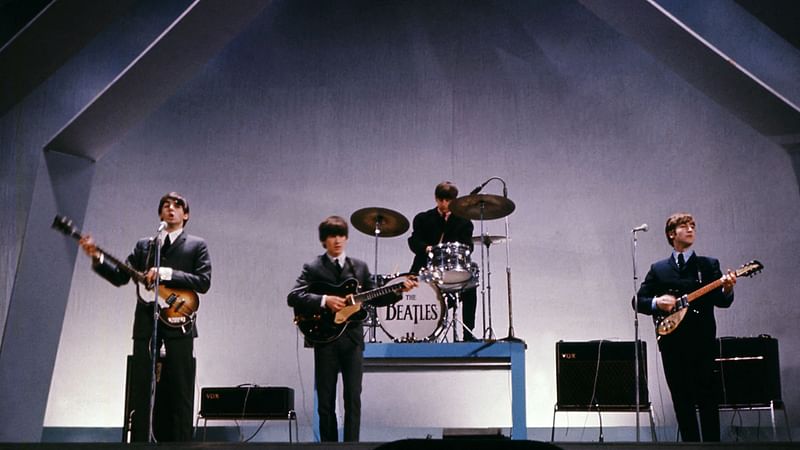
[450,194,515,220]
[350,207,409,238]
[472,234,507,246]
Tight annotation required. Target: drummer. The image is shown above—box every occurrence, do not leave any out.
[408,181,478,341]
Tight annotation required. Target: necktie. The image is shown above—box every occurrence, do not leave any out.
[334,258,343,274]
[677,253,685,270]
[162,235,172,254]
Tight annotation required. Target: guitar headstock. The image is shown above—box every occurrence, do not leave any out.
[52,215,80,239]
[735,260,764,278]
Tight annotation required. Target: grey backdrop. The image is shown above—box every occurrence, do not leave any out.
[2,0,798,442]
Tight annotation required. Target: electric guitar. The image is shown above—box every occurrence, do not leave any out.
[52,215,199,328]
[293,277,411,344]
[654,259,763,336]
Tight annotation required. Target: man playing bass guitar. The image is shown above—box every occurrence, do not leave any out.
[288,215,415,442]
[635,212,735,442]
[79,192,211,442]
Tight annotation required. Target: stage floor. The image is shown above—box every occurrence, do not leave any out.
[0,441,799,450]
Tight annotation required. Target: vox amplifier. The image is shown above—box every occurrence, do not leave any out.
[199,386,294,419]
[714,336,781,407]
[556,340,649,409]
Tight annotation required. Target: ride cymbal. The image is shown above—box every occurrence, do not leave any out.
[450,194,515,220]
[350,207,409,237]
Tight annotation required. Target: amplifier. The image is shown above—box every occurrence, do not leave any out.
[199,386,294,419]
[714,336,781,407]
[556,340,648,409]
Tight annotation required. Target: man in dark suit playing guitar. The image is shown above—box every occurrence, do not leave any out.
[79,192,211,442]
[288,216,414,442]
[635,212,735,442]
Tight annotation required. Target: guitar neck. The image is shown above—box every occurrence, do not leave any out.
[685,278,724,303]
[63,227,147,285]
[97,246,147,284]
[353,282,404,305]
[685,265,749,303]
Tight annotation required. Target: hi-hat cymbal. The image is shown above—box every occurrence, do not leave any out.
[450,194,515,220]
[472,234,507,246]
[350,207,409,238]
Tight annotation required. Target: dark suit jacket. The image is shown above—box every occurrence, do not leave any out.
[287,254,379,347]
[407,207,474,274]
[636,253,733,348]
[93,231,212,338]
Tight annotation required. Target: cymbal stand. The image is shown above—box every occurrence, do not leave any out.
[480,233,496,340]
[477,201,496,340]
[366,215,384,343]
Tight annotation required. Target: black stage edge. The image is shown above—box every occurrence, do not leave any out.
[1,442,799,450]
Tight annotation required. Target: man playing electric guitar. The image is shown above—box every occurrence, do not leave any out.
[79,192,211,442]
[635,212,735,442]
[287,216,415,442]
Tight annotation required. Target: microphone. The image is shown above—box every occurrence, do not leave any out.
[631,224,648,233]
[469,179,491,195]
[157,221,167,233]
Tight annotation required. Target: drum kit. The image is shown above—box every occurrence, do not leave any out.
[350,185,519,343]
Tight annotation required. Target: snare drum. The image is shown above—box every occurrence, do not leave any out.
[379,274,446,342]
[427,242,473,284]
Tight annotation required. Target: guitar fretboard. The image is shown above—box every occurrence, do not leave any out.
[54,216,147,285]
[353,283,403,304]
[685,278,723,302]
[685,265,756,303]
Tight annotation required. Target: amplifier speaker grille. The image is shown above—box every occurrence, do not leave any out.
[556,340,648,409]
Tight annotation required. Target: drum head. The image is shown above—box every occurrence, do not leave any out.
[379,275,446,342]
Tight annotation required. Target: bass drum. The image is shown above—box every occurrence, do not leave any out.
[379,274,446,343]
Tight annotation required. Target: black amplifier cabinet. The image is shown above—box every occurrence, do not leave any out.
[200,386,294,419]
[715,336,781,407]
[556,340,648,409]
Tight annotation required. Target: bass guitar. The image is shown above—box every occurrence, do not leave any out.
[293,277,411,344]
[52,215,199,328]
[655,259,763,336]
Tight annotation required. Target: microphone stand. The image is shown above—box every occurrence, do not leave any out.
[631,228,643,442]
[497,180,522,343]
[471,176,521,343]
[148,228,164,443]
